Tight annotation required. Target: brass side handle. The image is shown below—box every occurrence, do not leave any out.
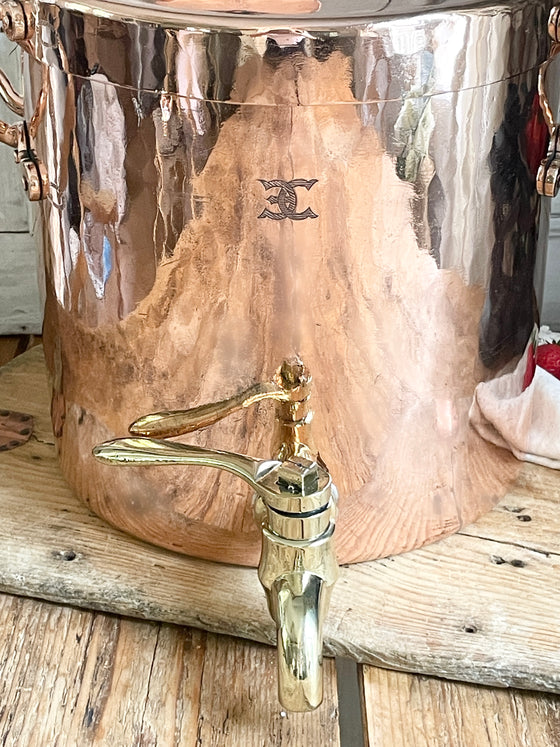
[0,68,23,115]
[1,0,34,42]
[537,7,560,197]
[0,0,48,201]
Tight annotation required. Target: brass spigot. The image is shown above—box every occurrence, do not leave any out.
[93,360,338,712]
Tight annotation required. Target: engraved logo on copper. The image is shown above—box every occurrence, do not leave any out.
[258,179,318,221]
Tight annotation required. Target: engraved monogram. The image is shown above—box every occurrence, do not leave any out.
[258,179,318,221]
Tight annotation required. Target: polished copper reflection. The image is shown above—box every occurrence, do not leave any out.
[19,0,553,565]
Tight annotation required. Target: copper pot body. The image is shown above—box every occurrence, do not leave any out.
[28,0,552,565]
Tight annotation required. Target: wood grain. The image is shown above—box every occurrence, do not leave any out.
[0,579,554,747]
[0,346,559,696]
[362,667,560,747]
[197,636,340,746]
[0,593,340,746]
[0,336,24,366]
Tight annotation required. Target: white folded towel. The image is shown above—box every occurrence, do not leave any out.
[469,332,560,469]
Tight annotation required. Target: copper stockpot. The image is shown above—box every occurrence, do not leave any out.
[1,0,556,565]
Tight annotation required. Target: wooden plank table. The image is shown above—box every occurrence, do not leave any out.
[0,337,559,745]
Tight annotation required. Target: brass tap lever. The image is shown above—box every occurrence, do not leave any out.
[93,438,333,515]
[129,358,312,444]
[129,382,291,438]
[93,359,338,712]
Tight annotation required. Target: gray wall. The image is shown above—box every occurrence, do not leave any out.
[543,196,560,331]
[0,37,41,335]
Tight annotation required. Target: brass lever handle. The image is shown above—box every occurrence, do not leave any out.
[93,436,280,489]
[93,436,330,512]
[130,358,311,441]
[130,382,291,438]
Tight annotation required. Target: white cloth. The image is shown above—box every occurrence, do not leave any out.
[469,342,560,469]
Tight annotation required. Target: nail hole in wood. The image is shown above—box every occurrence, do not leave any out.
[517,515,532,522]
[463,625,478,634]
[510,559,526,568]
[490,555,506,564]
[55,550,77,561]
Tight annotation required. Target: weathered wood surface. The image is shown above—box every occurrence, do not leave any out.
[0,347,560,696]
[362,667,560,747]
[0,593,340,746]
[0,589,558,747]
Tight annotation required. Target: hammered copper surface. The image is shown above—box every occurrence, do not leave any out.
[27,0,551,565]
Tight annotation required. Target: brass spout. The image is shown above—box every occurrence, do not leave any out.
[272,572,331,712]
[255,480,338,712]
